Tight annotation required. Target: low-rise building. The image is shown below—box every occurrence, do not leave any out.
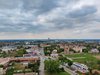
[50,50,58,59]
[11,57,39,62]
[0,58,10,67]
[71,62,88,73]
[90,48,99,54]
[0,58,11,75]
[1,46,17,52]
[72,46,85,53]
[59,44,86,54]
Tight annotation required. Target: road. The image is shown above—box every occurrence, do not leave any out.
[63,66,78,75]
[39,48,45,75]
[38,48,78,75]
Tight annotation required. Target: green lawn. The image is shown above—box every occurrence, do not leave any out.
[45,72,70,75]
[66,53,99,69]
[66,53,97,62]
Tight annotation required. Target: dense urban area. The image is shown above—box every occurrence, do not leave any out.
[0,39,100,75]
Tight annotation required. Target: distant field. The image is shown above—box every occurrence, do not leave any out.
[45,72,70,75]
[66,53,99,69]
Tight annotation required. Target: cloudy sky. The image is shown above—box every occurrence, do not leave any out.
[0,0,100,39]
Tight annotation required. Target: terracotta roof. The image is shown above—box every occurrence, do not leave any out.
[11,57,39,61]
[0,58,10,65]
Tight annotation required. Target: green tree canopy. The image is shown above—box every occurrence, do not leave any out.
[15,49,27,57]
[45,59,60,73]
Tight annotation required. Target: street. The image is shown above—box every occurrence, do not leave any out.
[63,66,78,75]
[39,48,45,75]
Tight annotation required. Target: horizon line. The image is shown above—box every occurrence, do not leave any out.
[0,38,100,40]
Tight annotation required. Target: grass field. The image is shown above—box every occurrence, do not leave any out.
[66,53,99,69]
[45,72,70,75]
[14,63,25,70]
[66,53,97,62]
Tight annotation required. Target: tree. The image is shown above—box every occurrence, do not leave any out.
[17,45,23,49]
[59,55,68,63]
[28,62,39,73]
[82,49,88,53]
[44,44,60,56]
[15,49,27,57]
[6,68,14,75]
[23,68,26,75]
[98,47,100,52]
[67,60,73,66]
[59,55,73,66]
[45,59,60,73]
[57,48,64,53]
[0,49,2,53]
[2,51,7,57]
[88,68,92,75]
[0,65,3,68]
[37,44,41,48]
[97,60,100,65]
[85,44,92,51]
[69,48,76,53]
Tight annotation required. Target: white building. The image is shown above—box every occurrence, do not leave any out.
[2,46,17,52]
[50,50,58,59]
[90,48,99,54]
[51,54,58,58]
[71,62,88,73]
[73,46,85,53]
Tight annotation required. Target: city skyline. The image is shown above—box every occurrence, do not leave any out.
[0,0,100,39]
